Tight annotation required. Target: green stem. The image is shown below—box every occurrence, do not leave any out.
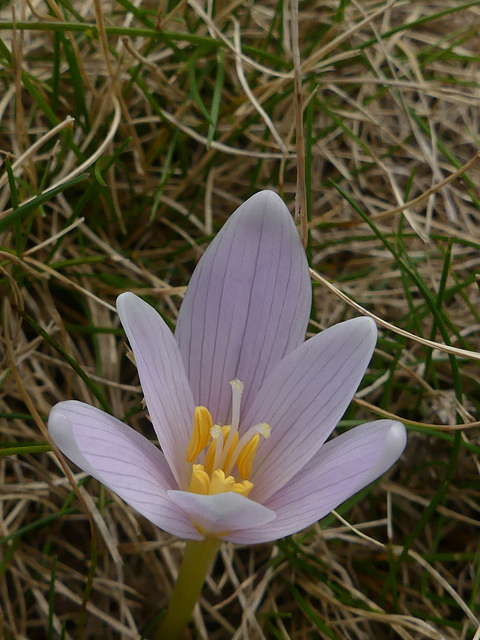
[156,538,222,640]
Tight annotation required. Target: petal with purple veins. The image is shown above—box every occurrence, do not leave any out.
[245,317,377,503]
[48,401,201,540]
[175,190,311,425]
[117,292,195,488]
[227,420,406,544]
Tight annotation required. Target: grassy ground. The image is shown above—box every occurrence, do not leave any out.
[1,1,480,638]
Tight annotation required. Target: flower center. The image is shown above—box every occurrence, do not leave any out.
[185,379,270,497]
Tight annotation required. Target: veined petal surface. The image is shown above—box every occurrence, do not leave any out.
[117,292,195,488]
[227,420,406,544]
[48,401,201,540]
[245,317,377,503]
[175,190,311,425]
[169,490,276,539]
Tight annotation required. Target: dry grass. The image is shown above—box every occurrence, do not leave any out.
[1,0,480,638]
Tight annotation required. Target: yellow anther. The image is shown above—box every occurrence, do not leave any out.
[188,464,211,495]
[221,425,231,439]
[223,430,239,471]
[204,439,216,476]
[204,425,235,475]
[236,433,260,480]
[231,480,253,497]
[186,406,212,463]
[186,384,269,501]
[210,469,235,494]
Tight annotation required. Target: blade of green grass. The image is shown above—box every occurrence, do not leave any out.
[0,173,90,234]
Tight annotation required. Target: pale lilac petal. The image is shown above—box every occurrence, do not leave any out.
[169,490,276,539]
[117,292,195,488]
[245,317,377,503]
[228,420,406,544]
[175,190,311,425]
[48,401,201,540]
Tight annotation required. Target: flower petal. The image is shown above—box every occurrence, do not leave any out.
[168,490,276,539]
[227,420,406,544]
[117,292,196,488]
[48,401,201,540]
[245,317,377,503]
[175,190,311,425]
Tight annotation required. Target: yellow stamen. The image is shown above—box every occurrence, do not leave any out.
[186,382,270,501]
[212,424,225,472]
[188,464,210,494]
[204,425,237,475]
[204,439,216,476]
[231,480,253,497]
[223,430,239,471]
[210,469,236,494]
[236,433,260,479]
[186,406,212,462]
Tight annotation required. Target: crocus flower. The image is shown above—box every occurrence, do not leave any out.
[48,191,406,544]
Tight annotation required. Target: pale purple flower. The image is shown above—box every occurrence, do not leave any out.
[48,191,406,543]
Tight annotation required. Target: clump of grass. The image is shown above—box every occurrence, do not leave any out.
[1,1,480,638]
